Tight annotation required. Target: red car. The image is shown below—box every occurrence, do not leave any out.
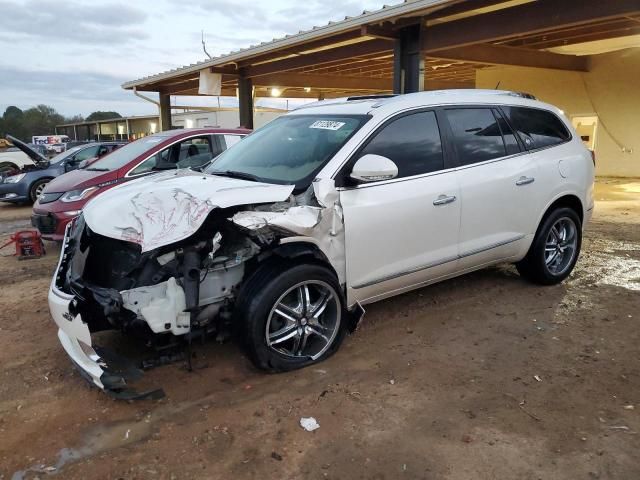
[32,128,249,240]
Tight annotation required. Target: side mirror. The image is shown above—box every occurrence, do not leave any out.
[349,154,398,183]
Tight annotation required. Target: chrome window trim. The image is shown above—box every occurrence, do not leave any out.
[330,102,573,190]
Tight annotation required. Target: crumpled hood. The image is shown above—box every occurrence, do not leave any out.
[82,170,295,252]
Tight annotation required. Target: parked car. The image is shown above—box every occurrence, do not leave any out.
[0,140,123,204]
[46,143,67,154]
[0,136,38,175]
[48,90,594,397]
[33,128,248,241]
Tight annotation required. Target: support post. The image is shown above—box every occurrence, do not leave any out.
[159,93,172,131]
[238,76,254,129]
[125,118,130,140]
[393,24,425,94]
[96,123,101,141]
[73,124,77,141]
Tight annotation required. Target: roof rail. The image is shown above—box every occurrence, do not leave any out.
[346,94,397,101]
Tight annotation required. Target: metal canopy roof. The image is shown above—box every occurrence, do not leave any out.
[122,0,640,99]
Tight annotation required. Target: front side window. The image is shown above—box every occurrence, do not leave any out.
[445,108,506,166]
[501,106,571,150]
[207,115,368,189]
[357,111,444,178]
[73,145,100,162]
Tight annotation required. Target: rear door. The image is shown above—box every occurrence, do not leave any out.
[442,106,544,269]
[340,110,460,305]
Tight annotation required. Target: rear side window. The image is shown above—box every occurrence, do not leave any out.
[358,111,444,178]
[493,109,520,155]
[445,108,506,165]
[501,106,570,150]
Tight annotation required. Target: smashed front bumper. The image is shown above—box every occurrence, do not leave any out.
[48,228,164,399]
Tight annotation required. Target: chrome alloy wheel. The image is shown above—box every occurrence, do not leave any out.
[545,217,578,275]
[265,280,341,360]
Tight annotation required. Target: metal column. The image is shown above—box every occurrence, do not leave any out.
[159,93,172,131]
[238,76,254,129]
[393,24,425,94]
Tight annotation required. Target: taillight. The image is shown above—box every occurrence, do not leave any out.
[589,149,596,166]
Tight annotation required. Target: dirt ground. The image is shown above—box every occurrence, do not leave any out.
[0,179,638,480]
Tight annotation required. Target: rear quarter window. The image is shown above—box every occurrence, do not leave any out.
[501,106,571,150]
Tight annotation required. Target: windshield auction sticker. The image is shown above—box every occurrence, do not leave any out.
[309,120,346,130]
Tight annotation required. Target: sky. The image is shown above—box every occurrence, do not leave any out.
[0,0,388,118]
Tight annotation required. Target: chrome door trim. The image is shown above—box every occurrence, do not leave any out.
[352,255,458,289]
[459,235,525,259]
[352,234,525,290]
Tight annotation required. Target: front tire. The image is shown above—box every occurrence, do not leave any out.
[29,178,50,203]
[0,162,18,176]
[237,262,347,372]
[517,207,582,285]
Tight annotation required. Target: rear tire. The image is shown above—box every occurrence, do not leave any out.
[236,262,347,372]
[516,207,582,285]
[29,178,50,203]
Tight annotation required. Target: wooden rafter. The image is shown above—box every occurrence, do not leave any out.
[422,0,640,51]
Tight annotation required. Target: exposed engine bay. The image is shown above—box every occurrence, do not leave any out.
[51,173,358,398]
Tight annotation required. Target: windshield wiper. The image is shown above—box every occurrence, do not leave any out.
[84,167,109,171]
[210,170,260,182]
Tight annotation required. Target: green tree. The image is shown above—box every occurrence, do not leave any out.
[1,106,28,141]
[22,105,65,139]
[86,111,122,121]
[65,114,84,124]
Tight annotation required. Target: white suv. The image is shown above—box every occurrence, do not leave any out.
[49,90,594,397]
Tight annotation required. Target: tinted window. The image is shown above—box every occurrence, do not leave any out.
[445,108,506,166]
[493,109,520,155]
[359,111,443,178]
[501,106,570,150]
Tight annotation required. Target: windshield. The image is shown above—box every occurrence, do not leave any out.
[205,114,369,188]
[88,135,166,171]
[49,146,84,164]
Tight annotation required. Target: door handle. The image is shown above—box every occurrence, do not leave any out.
[516,176,535,186]
[433,194,457,206]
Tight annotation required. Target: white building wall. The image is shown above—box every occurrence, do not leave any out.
[172,110,282,130]
[476,48,640,177]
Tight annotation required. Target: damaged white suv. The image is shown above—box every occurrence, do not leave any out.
[49,90,594,397]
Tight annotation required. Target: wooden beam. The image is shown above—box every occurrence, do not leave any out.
[252,72,392,91]
[239,30,364,66]
[360,25,397,40]
[422,0,640,51]
[246,39,392,77]
[428,44,590,72]
[161,79,199,95]
[210,66,239,75]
